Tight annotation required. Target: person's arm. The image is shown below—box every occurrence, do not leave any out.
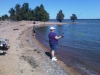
[55,36,62,40]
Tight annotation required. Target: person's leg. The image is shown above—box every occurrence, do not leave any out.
[51,44,58,61]
[33,29,36,37]
[33,33,36,37]
[33,31,36,37]
[51,50,57,61]
[51,50,55,58]
[49,43,57,61]
[50,43,55,58]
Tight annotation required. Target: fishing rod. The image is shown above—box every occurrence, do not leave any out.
[62,25,71,35]
[62,12,82,35]
[77,12,82,18]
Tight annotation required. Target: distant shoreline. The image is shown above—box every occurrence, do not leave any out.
[49,19,100,20]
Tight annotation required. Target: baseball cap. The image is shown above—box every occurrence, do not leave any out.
[50,27,56,30]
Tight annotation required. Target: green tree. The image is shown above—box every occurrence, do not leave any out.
[0,17,1,20]
[70,14,77,22]
[28,8,35,20]
[15,4,22,21]
[1,16,5,21]
[9,8,16,20]
[39,4,49,21]
[43,11,49,21]
[1,14,9,21]
[56,10,64,22]
[8,3,49,21]
[21,3,29,20]
[34,4,49,21]
[34,6,40,21]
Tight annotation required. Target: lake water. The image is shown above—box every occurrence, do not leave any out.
[36,19,100,75]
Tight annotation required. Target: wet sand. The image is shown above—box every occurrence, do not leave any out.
[0,21,81,75]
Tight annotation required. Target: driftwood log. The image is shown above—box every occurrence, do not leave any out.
[13,28,19,30]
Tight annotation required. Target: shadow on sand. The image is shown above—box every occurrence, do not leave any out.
[45,52,52,59]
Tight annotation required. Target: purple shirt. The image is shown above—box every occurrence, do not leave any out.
[48,32,58,44]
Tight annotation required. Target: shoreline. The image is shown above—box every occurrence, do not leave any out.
[34,33,81,75]
[0,21,81,75]
[32,21,81,75]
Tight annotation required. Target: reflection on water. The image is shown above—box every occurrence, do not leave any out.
[36,20,100,75]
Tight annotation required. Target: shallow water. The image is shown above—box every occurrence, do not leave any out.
[36,19,100,75]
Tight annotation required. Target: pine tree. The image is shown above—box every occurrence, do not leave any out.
[9,8,16,20]
[8,3,49,21]
[34,4,49,21]
[15,4,21,21]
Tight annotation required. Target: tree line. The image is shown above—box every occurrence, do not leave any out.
[0,3,77,22]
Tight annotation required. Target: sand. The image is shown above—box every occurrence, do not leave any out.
[0,21,81,75]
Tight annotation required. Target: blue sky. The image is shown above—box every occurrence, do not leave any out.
[0,0,100,19]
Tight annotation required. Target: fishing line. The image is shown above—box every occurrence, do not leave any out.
[77,12,82,18]
[62,25,71,35]
[62,12,82,35]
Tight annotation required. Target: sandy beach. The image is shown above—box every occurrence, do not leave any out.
[0,21,81,75]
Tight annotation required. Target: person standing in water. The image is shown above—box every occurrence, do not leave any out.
[48,27,64,61]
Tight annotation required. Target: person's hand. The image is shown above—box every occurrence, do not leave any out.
[61,35,64,38]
